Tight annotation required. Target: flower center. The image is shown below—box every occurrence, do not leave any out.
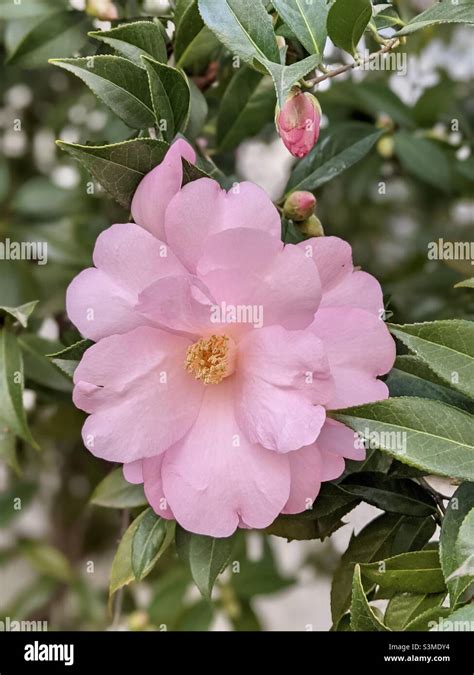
[185,334,236,385]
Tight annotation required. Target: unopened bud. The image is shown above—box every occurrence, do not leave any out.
[283,191,316,221]
[377,135,395,159]
[276,89,321,158]
[86,0,118,20]
[298,215,324,238]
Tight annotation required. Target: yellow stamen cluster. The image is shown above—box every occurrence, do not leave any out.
[185,335,231,385]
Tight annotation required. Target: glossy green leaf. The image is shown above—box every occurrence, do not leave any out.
[386,356,474,414]
[272,0,329,56]
[109,511,144,596]
[397,1,474,36]
[361,550,445,594]
[341,474,437,517]
[389,321,474,399]
[50,56,155,129]
[56,138,169,208]
[327,0,372,56]
[384,592,445,631]
[20,335,72,393]
[261,54,320,107]
[440,483,474,606]
[455,278,474,289]
[0,329,37,448]
[217,67,275,151]
[143,57,190,141]
[7,10,86,67]
[332,398,474,482]
[198,0,280,66]
[174,0,219,68]
[286,123,382,194]
[90,468,147,509]
[394,132,451,190]
[89,21,167,67]
[48,339,93,361]
[331,513,435,622]
[0,301,38,328]
[351,565,389,631]
[434,604,474,631]
[404,606,451,631]
[176,526,235,599]
[372,4,403,30]
[131,508,173,581]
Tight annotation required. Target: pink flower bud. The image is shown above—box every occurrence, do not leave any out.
[276,90,321,158]
[283,191,316,221]
[86,0,118,20]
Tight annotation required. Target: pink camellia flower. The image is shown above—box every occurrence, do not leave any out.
[276,90,321,158]
[67,140,395,537]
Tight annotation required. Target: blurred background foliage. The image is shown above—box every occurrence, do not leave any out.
[0,0,473,631]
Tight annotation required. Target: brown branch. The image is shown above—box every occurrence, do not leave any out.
[304,38,401,88]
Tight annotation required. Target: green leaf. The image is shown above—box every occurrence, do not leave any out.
[373,4,404,30]
[331,398,474,482]
[131,508,174,581]
[0,301,38,328]
[6,10,87,67]
[19,540,73,583]
[20,335,72,393]
[384,592,445,631]
[455,278,474,289]
[143,57,190,141]
[272,0,329,56]
[394,132,451,190]
[0,329,37,448]
[404,605,451,631]
[48,339,93,361]
[174,0,219,69]
[109,510,145,596]
[176,526,235,599]
[434,604,474,631]
[397,0,474,36]
[217,67,275,151]
[286,123,383,194]
[89,21,167,67]
[56,138,169,208]
[91,468,147,509]
[351,565,389,631]
[175,600,214,631]
[389,321,474,399]
[361,550,446,594]
[185,80,208,140]
[261,54,320,107]
[341,474,437,517]
[386,356,474,414]
[198,0,280,66]
[440,483,474,606]
[327,0,372,56]
[331,513,435,622]
[232,537,294,598]
[50,56,155,130]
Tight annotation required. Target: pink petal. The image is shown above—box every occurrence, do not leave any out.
[66,223,187,341]
[298,236,352,292]
[143,455,174,519]
[131,139,196,240]
[282,445,322,514]
[165,178,281,272]
[136,275,215,337]
[161,379,290,537]
[123,460,144,484]
[310,307,396,409]
[235,326,332,452]
[319,449,345,481]
[73,327,204,462]
[322,270,384,316]
[317,419,365,461]
[197,229,322,331]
